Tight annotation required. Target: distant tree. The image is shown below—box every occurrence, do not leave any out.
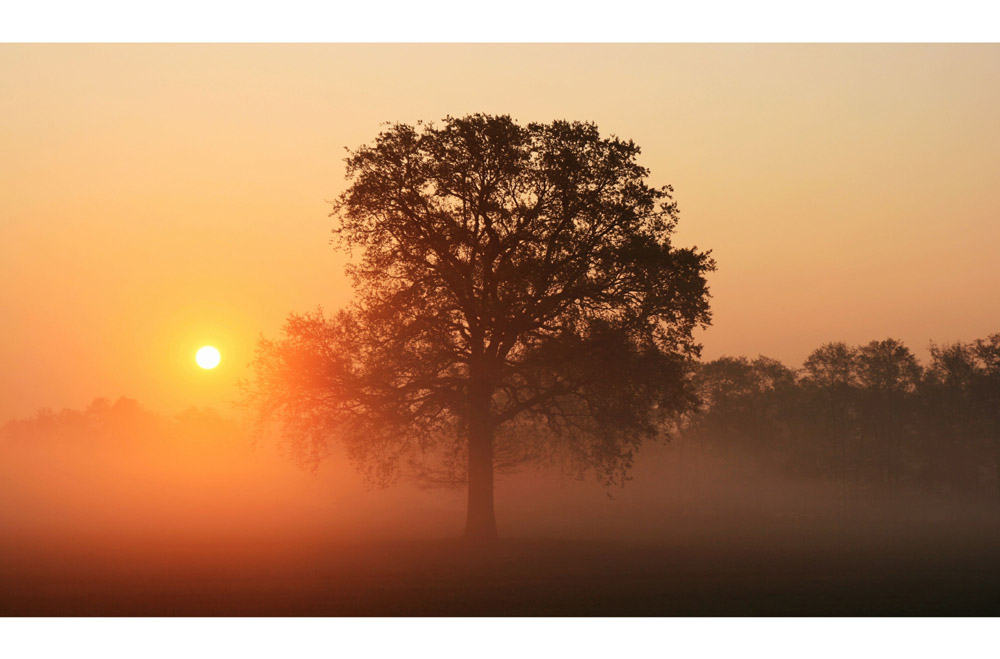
[245,114,715,540]
[854,339,922,486]
[799,342,860,501]
[971,335,1000,497]
[686,357,761,450]
[1,397,162,451]
[685,356,797,469]
[919,341,986,496]
[801,342,858,390]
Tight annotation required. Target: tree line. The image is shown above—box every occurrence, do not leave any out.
[682,335,1000,505]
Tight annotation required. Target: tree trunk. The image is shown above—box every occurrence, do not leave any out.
[464,390,498,541]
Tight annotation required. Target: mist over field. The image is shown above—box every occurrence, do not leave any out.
[4,393,994,548]
[4,375,999,616]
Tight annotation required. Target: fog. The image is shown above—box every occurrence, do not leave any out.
[6,397,993,547]
[4,396,999,615]
[0,398,463,544]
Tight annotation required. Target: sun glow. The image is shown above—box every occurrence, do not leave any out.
[196,346,221,370]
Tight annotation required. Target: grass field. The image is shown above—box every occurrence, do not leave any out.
[3,518,999,616]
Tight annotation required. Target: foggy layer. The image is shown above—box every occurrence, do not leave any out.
[3,388,995,550]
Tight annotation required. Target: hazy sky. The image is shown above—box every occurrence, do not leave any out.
[2,44,998,420]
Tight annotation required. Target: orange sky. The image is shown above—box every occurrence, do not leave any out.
[2,44,998,421]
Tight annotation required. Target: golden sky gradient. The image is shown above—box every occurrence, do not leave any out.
[2,44,998,420]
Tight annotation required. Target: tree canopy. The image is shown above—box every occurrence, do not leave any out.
[245,114,715,539]
[685,335,1000,508]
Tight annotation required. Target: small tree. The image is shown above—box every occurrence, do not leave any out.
[246,115,715,540]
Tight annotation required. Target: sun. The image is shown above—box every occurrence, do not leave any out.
[196,346,221,369]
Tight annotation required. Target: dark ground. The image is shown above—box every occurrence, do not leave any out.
[3,519,1000,616]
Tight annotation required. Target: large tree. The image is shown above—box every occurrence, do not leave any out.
[246,114,714,540]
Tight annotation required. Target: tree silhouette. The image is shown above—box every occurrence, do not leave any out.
[246,114,715,540]
[975,335,1000,496]
[922,335,1000,498]
[919,341,986,496]
[855,339,922,486]
[799,342,860,504]
[687,356,797,466]
[672,335,1000,517]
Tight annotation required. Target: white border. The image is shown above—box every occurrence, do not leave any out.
[1,0,999,42]
[0,618,994,658]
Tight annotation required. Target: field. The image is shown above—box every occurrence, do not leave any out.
[4,518,999,616]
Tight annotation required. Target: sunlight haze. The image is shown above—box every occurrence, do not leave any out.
[2,44,998,420]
